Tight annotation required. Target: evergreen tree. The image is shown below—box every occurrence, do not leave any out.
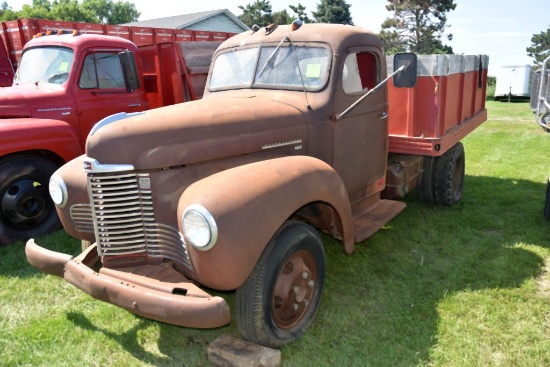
[312,0,353,25]
[527,26,550,69]
[289,3,311,23]
[380,0,455,54]
[238,0,273,27]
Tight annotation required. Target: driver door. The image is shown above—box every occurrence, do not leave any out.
[73,51,144,147]
[332,47,388,194]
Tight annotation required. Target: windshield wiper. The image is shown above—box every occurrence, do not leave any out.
[257,36,288,77]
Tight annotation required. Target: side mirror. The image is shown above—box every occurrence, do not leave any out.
[119,50,140,92]
[393,53,417,88]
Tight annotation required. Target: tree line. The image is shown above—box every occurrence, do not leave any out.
[0,0,548,65]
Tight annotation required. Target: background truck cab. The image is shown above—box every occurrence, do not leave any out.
[26,22,488,348]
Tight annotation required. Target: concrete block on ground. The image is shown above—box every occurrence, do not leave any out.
[207,335,281,367]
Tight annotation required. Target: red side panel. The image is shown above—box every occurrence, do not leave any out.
[35,19,75,33]
[212,32,228,41]
[154,28,175,43]
[194,30,212,41]
[130,27,154,46]
[387,54,489,156]
[175,29,194,42]
[105,25,131,40]
[76,22,105,35]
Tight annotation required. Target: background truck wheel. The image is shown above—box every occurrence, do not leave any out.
[235,221,326,349]
[0,156,61,245]
[544,179,550,220]
[434,142,465,205]
[417,156,437,204]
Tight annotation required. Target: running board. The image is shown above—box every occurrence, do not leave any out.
[353,199,406,243]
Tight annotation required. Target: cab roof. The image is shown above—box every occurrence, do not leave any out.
[219,23,383,54]
[24,33,137,51]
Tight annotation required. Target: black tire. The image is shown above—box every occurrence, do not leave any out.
[0,156,61,246]
[235,221,325,348]
[434,142,465,206]
[417,155,437,204]
[544,179,550,220]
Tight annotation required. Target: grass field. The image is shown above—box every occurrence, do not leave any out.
[1,101,549,366]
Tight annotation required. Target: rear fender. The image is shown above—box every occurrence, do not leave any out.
[177,156,354,291]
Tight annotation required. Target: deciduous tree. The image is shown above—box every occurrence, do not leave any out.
[4,0,139,24]
[380,0,455,54]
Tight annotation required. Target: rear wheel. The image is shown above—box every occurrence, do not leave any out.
[0,156,61,245]
[236,221,325,348]
[434,142,465,205]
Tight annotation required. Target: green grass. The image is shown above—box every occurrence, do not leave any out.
[1,101,549,366]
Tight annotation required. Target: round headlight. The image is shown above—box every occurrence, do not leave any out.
[182,204,218,251]
[49,173,68,207]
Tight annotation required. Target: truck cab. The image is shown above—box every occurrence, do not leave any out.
[6,33,147,148]
[26,22,488,348]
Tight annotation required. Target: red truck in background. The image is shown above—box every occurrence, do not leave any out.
[0,18,231,245]
[26,22,489,348]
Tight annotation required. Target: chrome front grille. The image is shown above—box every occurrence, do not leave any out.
[87,170,192,270]
[69,204,94,233]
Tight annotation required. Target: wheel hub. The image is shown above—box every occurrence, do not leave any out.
[272,250,317,329]
[1,179,49,228]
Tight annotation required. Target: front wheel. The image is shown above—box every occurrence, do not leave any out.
[0,156,61,245]
[235,221,326,348]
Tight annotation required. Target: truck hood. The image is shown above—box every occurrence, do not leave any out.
[86,96,307,169]
[0,84,66,118]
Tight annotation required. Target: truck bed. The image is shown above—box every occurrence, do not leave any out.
[386,54,489,156]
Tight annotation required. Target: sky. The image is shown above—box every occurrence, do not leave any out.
[5,0,549,76]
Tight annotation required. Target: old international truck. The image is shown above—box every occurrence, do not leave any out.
[0,19,229,244]
[26,22,489,348]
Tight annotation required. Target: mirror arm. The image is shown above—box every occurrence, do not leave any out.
[335,65,405,121]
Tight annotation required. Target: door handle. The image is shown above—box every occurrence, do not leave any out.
[379,112,388,120]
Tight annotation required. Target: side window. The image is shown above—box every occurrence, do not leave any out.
[79,52,125,89]
[342,52,378,94]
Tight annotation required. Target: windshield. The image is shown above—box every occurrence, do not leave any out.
[14,46,74,85]
[209,45,330,91]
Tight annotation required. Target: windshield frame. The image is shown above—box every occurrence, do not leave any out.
[208,42,332,93]
[14,45,74,86]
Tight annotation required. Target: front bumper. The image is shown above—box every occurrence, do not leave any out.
[25,239,231,329]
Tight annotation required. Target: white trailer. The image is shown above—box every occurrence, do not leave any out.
[495,65,532,101]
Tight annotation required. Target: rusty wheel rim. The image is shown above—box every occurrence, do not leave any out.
[271,250,317,329]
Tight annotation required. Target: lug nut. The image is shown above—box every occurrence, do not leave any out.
[293,286,300,294]
[302,271,308,279]
[293,303,299,311]
[308,280,314,288]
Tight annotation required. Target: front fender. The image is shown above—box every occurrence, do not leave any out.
[0,118,82,161]
[177,155,354,291]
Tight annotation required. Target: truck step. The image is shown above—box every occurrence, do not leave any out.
[353,199,406,243]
